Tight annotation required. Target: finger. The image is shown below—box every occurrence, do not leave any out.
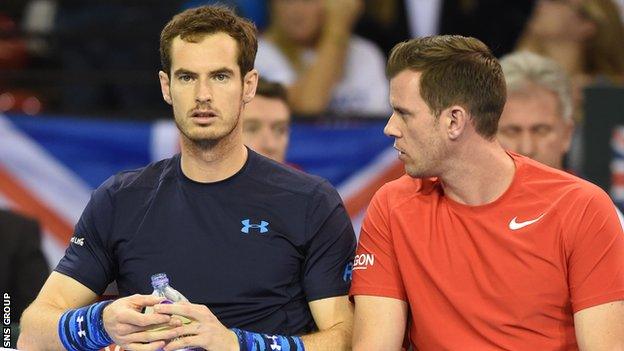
[168,317,184,328]
[163,335,200,351]
[120,321,178,336]
[123,327,180,344]
[120,309,171,327]
[154,303,212,320]
[123,340,166,351]
[126,294,168,308]
[168,321,201,338]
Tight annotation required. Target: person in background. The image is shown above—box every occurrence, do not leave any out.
[0,209,49,348]
[497,51,574,171]
[242,77,290,163]
[350,35,624,350]
[517,0,624,116]
[498,50,624,224]
[255,0,389,117]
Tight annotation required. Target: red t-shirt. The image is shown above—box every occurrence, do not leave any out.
[350,152,624,350]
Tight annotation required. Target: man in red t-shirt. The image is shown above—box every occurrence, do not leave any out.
[350,35,624,350]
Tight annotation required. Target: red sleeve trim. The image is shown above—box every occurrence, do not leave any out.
[349,286,407,302]
[572,291,624,313]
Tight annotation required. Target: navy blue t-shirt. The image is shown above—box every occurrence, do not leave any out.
[55,150,356,335]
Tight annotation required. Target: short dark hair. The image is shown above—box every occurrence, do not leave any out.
[255,77,288,104]
[160,5,258,77]
[387,35,506,139]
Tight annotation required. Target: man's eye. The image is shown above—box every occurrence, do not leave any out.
[179,75,193,82]
[215,73,229,81]
[499,127,520,137]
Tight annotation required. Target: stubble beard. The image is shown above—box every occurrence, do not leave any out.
[176,101,244,151]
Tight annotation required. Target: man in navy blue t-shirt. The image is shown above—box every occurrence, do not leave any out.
[18,5,356,351]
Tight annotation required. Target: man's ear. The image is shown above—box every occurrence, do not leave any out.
[158,71,173,105]
[242,69,258,104]
[444,105,469,140]
[562,119,575,153]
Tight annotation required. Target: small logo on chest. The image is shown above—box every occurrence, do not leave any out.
[241,219,269,234]
[509,214,545,230]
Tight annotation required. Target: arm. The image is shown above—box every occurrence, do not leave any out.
[300,295,354,350]
[287,0,363,114]
[353,295,407,351]
[18,272,99,350]
[153,296,354,351]
[18,272,177,351]
[574,300,624,351]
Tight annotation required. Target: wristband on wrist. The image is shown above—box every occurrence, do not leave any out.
[58,300,114,351]
[231,328,305,351]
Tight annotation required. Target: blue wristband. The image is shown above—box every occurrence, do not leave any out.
[58,300,114,351]
[231,328,305,351]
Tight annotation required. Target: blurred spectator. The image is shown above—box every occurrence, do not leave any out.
[517,0,624,93]
[498,50,624,224]
[255,0,389,117]
[242,78,290,163]
[498,51,574,170]
[0,209,48,347]
[355,0,535,58]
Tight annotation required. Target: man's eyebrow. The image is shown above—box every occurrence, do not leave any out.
[210,67,235,76]
[393,105,411,114]
[173,68,196,77]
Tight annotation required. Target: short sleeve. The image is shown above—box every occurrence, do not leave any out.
[350,186,406,301]
[566,188,624,312]
[54,176,117,295]
[302,180,357,301]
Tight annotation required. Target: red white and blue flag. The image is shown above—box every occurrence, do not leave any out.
[4,113,621,269]
[0,114,402,268]
[612,126,624,207]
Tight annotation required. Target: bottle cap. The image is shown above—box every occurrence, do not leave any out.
[151,273,169,289]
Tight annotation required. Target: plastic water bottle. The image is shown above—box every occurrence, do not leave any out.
[144,273,196,351]
[150,273,189,303]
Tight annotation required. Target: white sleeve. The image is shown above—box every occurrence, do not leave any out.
[255,38,296,85]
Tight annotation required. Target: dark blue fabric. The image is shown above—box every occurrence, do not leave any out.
[55,150,356,335]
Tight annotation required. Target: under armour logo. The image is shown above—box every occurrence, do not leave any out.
[266,334,281,350]
[76,315,86,338]
[343,262,353,282]
[241,219,269,234]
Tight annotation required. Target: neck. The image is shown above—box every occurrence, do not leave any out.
[541,42,585,76]
[438,138,515,206]
[179,133,248,183]
[519,36,585,75]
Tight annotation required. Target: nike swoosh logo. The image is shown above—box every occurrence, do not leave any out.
[509,214,545,230]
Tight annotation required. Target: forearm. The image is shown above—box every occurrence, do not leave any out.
[231,321,351,351]
[300,321,352,351]
[289,29,350,115]
[18,301,66,351]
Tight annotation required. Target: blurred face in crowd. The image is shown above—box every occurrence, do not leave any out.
[526,0,595,42]
[497,85,574,169]
[158,32,257,145]
[242,96,291,162]
[385,71,448,178]
[270,0,323,45]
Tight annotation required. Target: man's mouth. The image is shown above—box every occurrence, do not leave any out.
[190,110,218,124]
[393,143,406,156]
[191,110,217,118]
